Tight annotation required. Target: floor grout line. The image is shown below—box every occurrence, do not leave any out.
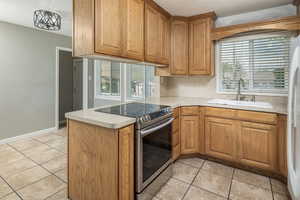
[180,160,205,200]
[0,174,24,200]
[227,168,235,200]
[3,144,67,192]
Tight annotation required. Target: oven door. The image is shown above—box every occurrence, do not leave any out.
[136,117,173,193]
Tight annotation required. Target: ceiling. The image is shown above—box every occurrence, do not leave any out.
[0,0,72,36]
[154,0,293,17]
[0,0,293,37]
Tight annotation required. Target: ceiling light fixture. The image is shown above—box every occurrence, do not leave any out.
[33,10,61,31]
[33,0,61,31]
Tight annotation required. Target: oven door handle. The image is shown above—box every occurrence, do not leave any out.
[141,118,174,137]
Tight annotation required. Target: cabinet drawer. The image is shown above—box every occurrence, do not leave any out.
[172,144,180,160]
[237,110,277,125]
[205,107,236,119]
[173,108,179,118]
[172,131,179,146]
[172,118,179,132]
[181,106,199,116]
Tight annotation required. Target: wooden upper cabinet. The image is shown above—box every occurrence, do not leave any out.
[171,20,189,75]
[237,122,277,171]
[95,0,123,56]
[73,0,145,61]
[189,16,214,75]
[122,0,145,60]
[145,3,160,63]
[145,0,170,64]
[205,117,237,162]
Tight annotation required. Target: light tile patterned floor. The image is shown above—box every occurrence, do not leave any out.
[155,158,291,200]
[0,128,290,200]
[0,128,67,200]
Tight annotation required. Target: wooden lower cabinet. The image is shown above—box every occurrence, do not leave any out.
[172,108,180,160]
[205,117,237,162]
[68,120,134,200]
[278,115,288,176]
[237,121,277,171]
[181,115,199,154]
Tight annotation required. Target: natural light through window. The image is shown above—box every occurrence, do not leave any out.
[217,32,292,95]
[94,60,156,101]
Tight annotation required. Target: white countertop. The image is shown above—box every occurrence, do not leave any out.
[65,97,287,129]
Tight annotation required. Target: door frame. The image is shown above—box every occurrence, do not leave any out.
[55,47,73,130]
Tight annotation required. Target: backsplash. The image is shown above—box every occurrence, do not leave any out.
[160,76,288,105]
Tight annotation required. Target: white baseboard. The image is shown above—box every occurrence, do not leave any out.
[0,127,58,144]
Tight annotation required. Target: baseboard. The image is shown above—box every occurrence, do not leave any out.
[0,127,57,144]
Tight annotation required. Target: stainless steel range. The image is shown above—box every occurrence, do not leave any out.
[95,102,173,200]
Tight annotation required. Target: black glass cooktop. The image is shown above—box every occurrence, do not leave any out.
[95,103,169,118]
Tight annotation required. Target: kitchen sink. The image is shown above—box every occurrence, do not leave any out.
[207,99,273,109]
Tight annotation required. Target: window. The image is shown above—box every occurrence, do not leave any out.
[94,60,156,101]
[126,65,156,100]
[217,32,292,95]
[95,60,121,97]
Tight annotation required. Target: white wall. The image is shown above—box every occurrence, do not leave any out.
[160,4,296,105]
[0,21,72,140]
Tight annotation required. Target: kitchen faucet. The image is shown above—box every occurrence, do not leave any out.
[236,79,242,101]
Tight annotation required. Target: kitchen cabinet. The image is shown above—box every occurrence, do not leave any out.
[180,107,200,154]
[172,108,180,160]
[73,0,145,61]
[68,120,134,200]
[145,0,171,64]
[278,115,288,176]
[170,19,189,75]
[189,15,215,75]
[237,122,277,171]
[122,0,145,60]
[156,13,216,76]
[205,117,237,162]
[95,0,123,56]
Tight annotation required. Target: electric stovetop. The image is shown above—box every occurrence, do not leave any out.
[94,102,169,118]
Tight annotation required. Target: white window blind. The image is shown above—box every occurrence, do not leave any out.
[217,32,292,95]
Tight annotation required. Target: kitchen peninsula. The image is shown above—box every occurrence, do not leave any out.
[66,97,288,200]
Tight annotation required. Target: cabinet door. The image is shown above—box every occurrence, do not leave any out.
[159,14,170,64]
[205,117,237,162]
[122,0,144,61]
[181,116,199,154]
[189,18,214,75]
[145,3,160,63]
[171,20,189,75]
[238,122,277,171]
[95,0,122,56]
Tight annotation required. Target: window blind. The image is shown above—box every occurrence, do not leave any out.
[218,32,292,95]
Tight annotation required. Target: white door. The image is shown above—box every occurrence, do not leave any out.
[288,38,300,200]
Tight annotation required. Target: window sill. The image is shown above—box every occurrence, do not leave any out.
[216,91,288,97]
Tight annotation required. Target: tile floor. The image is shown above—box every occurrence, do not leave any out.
[155,158,291,200]
[0,128,290,200]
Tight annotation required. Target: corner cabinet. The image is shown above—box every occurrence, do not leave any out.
[145,0,171,65]
[73,0,145,61]
[170,19,189,75]
[180,107,200,154]
[157,13,216,76]
[189,16,215,75]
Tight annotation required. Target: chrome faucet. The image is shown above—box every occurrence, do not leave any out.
[236,79,242,101]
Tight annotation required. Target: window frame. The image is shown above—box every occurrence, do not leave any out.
[216,31,293,97]
[94,61,155,102]
[94,60,122,101]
